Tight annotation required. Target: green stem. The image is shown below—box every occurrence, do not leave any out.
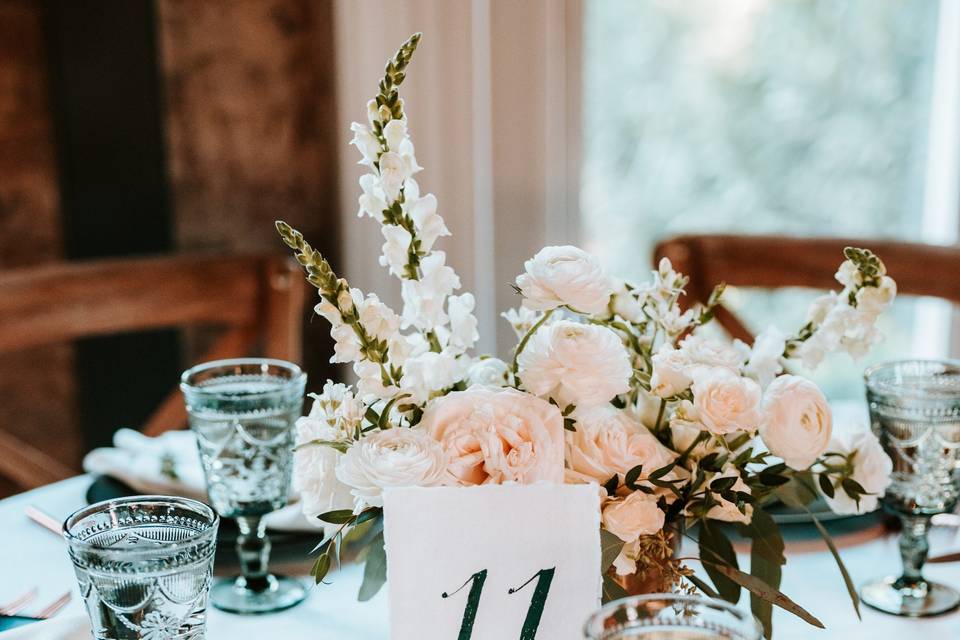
[511,309,555,375]
[653,399,667,433]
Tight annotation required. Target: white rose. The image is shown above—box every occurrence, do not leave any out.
[335,428,447,509]
[565,405,676,486]
[691,368,762,435]
[422,387,565,485]
[601,491,665,542]
[466,357,512,387]
[515,245,613,315]
[518,320,632,408]
[820,426,892,515]
[742,326,786,388]
[650,345,692,398]
[678,334,744,372]
[705,467,753,524]
[759,374,831,470]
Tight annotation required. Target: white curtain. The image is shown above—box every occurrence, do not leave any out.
[332,0,582,355]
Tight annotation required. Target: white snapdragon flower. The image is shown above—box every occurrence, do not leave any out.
[382,118,408,152]
[378,151,412,201]
[516,245,614,315]
[401,252,461,330]
[759,374,831,470]
[335,428,447,509]
[330,323,362,364]
[466,357,512,387]
[741,326,786,388]
[350,122,380,167]
[306,381,365,434]
[446,293,479,353]
[856,276,896,314]
[399,349,465,404]
[379,224,412,278]
[357,292,401,342]
[501,306,542,338]
[353,360,397,401]
[820,426,892,515]
[834,260,862,289]
[357,173,387,219]
[610,279,644,323]
[517,320,632,408]
[403,178,449,254]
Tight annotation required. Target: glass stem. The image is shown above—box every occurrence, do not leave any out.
[896,515,930,592]
[236,516,272,592]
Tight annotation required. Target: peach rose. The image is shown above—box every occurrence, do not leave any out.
[421,387,564,485]
[602,491,665,542]
[691,368,762,435]
[759,374,831,470]
[565,405,676,485]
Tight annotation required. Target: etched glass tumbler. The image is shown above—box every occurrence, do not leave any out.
[583,594,763,640]
[181,358,307,614]
[861,360,960,616]
[64,495,219,639]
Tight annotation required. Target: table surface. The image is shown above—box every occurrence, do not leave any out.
[1,477,958,639]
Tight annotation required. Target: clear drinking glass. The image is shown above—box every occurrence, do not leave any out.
[584,594,763,640]
[64,495,219,639]
[181,358,307,614]
[861,360,960,616]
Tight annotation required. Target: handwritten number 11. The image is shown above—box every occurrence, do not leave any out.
[442,567,555,639]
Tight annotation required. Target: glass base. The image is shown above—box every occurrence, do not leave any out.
[861,576,960,617]
[210,574,307,614]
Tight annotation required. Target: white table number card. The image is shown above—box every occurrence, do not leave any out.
[382,483,601,640]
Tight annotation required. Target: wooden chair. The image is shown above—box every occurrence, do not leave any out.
[0,253,307,489]
[654,234,960,344]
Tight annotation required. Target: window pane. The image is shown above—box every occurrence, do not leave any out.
[581,0,944,401]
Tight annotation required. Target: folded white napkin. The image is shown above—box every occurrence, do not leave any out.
[0,615,89,640]
[83,428,319,533]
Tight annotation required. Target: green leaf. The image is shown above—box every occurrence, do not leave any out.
[377,394,410,429]
[685,573,720,599]
[698,522,741,604]
[355,507,383,526]
[710,476,738,492]
[818,473,836,499]
[293,438,352,454]
[601,573,629,605]
[312,553,331,585]
[700,560,824,629]
[600,528,625,573]
[808,510,861,620]
[364,406,381,425]
[358,532,387,601]
[603,474,619,496]
[318,509,356,525]
[758,473,790,487]
[841,477,867,497]
[649,462,676,480]
[624,465,643,488]
[740,508,785,639]
[564,417,577,431]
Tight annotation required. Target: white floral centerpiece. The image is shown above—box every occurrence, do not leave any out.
[277,33,896,636]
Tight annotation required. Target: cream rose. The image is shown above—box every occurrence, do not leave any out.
[466,357,512,387]
[821,426,892,515]
[565,405,676,486]
[518,320,632,408]
[601,491,665,542]
[515,245,613,315]
[759,374,832,470]
[691,368,762,435]
[421,387,564,485]
[650,345,692,398]
[335,428,447,508]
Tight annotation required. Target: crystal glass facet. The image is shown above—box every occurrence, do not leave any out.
[861,360,960,616]
[181,358,307,614]
[63,495,219,639]
[583,594,763,640]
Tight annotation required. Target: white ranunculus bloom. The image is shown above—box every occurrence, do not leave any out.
[401,252,461,330]
[350,122,380,167]
[379,224,412,278]
[691,368,762,436]
[382,118,408,152]
[518,320,632,408]
[399,349,465,404]
[601,491,665,543]
[565,405,676,486]
[335,428,447,509]
[447,293,479,353]
[742,325,786,388]
[501,306,541,338]
[821,426,892,515]
[678,334,744,372]
[759,374,831,470]
[515,245,613,315]
[357,173,387,219]
[466,357,512,387]
[650,344,693,398]
[705,467,753,524]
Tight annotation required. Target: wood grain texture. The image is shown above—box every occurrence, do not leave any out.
[0,0,80,492]
[654,234,960,343]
